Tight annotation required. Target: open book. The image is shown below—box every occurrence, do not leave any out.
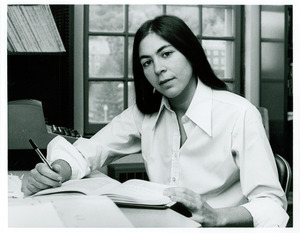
[33,176,176,209]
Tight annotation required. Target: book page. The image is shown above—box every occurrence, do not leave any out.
[34,176,121,196]
[34,177,175,207]
[105,179,174,206]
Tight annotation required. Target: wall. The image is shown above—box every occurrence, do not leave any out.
[244,5,260,106]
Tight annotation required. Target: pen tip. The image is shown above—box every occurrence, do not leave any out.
[28,139,37,149]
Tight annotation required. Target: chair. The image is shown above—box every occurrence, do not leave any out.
[257,107,292,197]
[274,153,292,197]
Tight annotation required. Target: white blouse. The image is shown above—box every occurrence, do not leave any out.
[47,81,289,227]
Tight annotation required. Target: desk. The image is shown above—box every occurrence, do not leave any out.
[8,171,200,228]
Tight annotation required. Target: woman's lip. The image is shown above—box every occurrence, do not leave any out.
[159,78,174,85]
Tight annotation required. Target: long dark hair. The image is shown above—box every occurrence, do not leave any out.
[133,15,227,114]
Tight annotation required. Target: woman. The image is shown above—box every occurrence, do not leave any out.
[23,15,288,227]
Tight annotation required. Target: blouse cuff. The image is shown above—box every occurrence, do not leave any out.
[242,198,289,227]
[47,136,90,179]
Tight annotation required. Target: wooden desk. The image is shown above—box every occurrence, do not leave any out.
[8,171,200,228]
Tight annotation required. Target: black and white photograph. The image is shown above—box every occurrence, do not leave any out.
[2,0,299,231]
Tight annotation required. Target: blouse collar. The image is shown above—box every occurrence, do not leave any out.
[153,80,213,137]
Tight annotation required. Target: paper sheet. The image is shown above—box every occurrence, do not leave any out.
[8,174,24,199]
[8,195,133,227]
[52,195,133,227]
[8,202,65,227]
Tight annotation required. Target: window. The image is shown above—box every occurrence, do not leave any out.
[84,5,241,135]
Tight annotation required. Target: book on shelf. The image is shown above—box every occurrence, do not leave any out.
[7,5,66,53]
[33,176,176,209]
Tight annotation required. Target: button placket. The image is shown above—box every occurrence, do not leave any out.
[170,113,180,185]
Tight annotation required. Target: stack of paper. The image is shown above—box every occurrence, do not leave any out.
[8,174,24,199]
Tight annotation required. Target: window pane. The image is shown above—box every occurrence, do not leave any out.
[89,5,124,32]
[129,5,162,33]
[261,42,285,80]
[89,81,124,123]
[202,40,233,79]
[261,6,285,39]
[166,5,200,35]
[202,6,234,37]
[89,36,124,78]
[225,82,235,92]
[128,81,136,107]
[128,36,134,77]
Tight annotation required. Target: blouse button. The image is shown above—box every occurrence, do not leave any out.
[182,116,188,123]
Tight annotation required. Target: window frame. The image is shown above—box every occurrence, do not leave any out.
[83,5,242,136]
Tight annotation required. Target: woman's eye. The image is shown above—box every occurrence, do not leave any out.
[162,51,173,58]
[142,60,152,68]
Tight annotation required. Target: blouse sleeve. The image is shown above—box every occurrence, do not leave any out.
[47,104,144,179]
[231,105,289,227]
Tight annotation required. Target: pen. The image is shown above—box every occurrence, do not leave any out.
[29,139,53,170]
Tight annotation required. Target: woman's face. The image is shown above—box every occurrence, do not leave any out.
[139,33,195,99]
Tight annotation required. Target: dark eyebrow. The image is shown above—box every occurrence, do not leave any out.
[139,44,172,60]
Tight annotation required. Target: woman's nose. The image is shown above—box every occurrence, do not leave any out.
[154,58,167,75]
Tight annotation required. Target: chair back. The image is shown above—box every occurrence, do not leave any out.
[257,107,292,197]
[274,154,292,197]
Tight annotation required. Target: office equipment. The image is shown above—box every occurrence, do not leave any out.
[8,99,80,170]
[8,99,80,150]
[29,139,53,170]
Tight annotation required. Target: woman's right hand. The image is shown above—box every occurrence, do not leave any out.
[22,159,71,197]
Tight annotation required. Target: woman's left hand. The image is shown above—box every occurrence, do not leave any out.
[163,187,219,226]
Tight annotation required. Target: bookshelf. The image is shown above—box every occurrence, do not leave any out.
[8,5,74,170]
[8,5,74,128]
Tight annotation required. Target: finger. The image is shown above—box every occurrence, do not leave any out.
[25,180,50,195]
[164,187,204,211]
[30,165,62,187]
[21,185,34,197]
[52,164,64,181]
[35,163,62,182]
[164,187,197,201]
[32,174,60,189]
[52,164,61,173]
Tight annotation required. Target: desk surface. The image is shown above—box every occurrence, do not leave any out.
[8,170,200,228]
